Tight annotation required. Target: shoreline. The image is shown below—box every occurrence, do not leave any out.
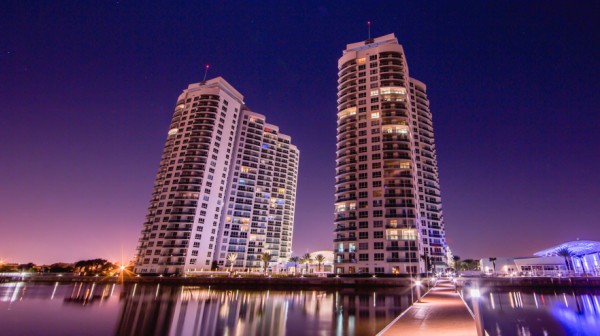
[453,276,600,289]
[1,274,419,288]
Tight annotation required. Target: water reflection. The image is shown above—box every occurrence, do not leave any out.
[0,282,414,336]
[462,288,600,336]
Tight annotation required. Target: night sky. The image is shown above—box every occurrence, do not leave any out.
[1,1,599,264]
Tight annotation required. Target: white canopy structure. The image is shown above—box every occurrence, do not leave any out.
[534,240,600,257]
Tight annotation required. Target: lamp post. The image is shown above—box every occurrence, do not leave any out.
[470,288,484,336]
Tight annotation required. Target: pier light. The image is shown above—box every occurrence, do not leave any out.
[470,288,481,298]
[415,280,422,286]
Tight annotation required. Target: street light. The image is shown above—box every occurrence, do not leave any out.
[470,288,484,336]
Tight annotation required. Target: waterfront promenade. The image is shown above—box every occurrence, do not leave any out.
[0,274,418,288]
[378,279,476,336]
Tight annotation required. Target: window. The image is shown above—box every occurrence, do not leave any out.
[374,242,384,250]
[374,253,384,261]
[402,229,417,240]
[359,232,369,239]
[359,254,369,261]
[374,231,384,238]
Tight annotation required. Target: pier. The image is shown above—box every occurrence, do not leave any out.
[378,279,477,336]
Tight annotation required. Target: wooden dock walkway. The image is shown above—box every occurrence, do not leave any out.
[378,279,477,336]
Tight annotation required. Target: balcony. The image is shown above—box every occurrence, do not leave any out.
[333,237,357,242]
[386,258,418,263]
[335,259,357,263]
[165,227,192,231]
[385,246,411,251]
[168,219,194,223]
[162,244,188,248]
[335,215,357,222]
[335,226,357,232]
[384,213,416,218]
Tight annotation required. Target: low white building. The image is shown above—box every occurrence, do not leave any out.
[479,240,600,276]
[480,257,519,275]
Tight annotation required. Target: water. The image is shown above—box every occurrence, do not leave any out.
[461,287,600,336]
[0,282,416,336]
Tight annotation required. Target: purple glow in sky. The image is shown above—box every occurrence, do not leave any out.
[1,1,599,264]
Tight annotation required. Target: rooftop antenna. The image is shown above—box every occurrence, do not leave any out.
[367,20,371,40]
[203,64,210,82]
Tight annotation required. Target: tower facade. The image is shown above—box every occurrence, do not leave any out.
[135,77,299,274]
[333,34,447,274]
[214,109,299,271]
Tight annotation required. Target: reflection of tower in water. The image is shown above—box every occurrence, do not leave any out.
[115,286,288,336]
[115,284,180,335]
[331,288,412,336]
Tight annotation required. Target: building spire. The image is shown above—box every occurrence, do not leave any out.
[202,64,210,82]
[367,20,371,40]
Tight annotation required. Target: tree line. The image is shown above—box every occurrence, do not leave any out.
[0,259,122,275]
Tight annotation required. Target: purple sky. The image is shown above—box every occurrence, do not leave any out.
[1,1,599,264]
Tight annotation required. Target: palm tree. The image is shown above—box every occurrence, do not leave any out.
[298,257,307,274]
[227,253,238,273]
[452,256,461,270]
[261,253,271,274]
[556,248,572,272]
[489,257,497,274]
[289,256,300,275]
[314,254,325,272]
[302,253,313,274]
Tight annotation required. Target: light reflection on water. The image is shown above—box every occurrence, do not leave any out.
[461,287,600,336]
[0,282,415,336]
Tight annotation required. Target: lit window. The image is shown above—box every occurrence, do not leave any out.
[400,162,410,169]
[357,58,366,65]
[371,112,380,119]
[370,90,379,97]
[402,229,417,241]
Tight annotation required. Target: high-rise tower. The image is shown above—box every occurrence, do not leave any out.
[333,34,447,274]
[134,77,299,275]
[214,109,299,271]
